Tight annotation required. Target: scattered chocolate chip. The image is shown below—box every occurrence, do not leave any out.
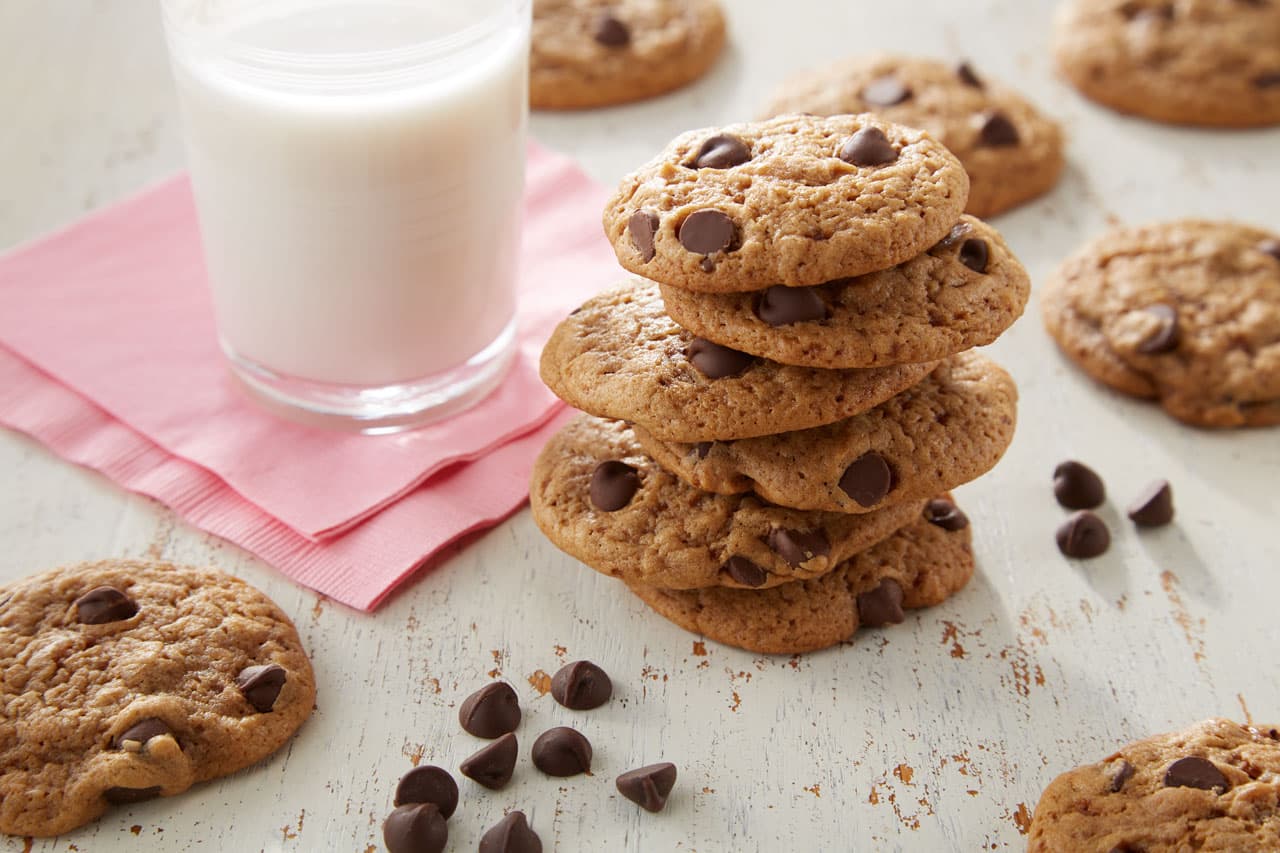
[767,528,830,568]
[1053,460,1106,509]
[479,811,542,853]
[551,660,613,710]
[1109,759,1135,792]
[862,75,911,106]
[1164,756,1229,792]
[628,210,659,262]
[693,441,713,459]
[677,209,735,255]
[383,803,448,853]
[459,681,521,738]
[725,555,767,588]
[114,718,174,752]
[1259,239,1280,261]
[616,762,678,812]
[856,578,905,627]
[104,786,162,805]
[686,337,754,379]
[460,732,518,790]
[1253,71,1280,88]
[956,61,984,88]
[838,127,899,167]
[693,134,751,169]
[394,765,459,818]
[755,285,829,326]
[839,452,894,507]
[974,110,1020,147]
[73,586,138,625]
[1136,303,1180,354]
[959,238,990,274]
[1056,511,1111,558]
[531,726,592,777]
[589,460,641,512]
[235,663,286,713]
[923,498,970,531]
[1128,480,1174,527]
[591,11,630,47]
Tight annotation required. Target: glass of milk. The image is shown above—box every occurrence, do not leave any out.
[161,0,530,431]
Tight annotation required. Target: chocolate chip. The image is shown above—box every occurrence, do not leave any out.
[616,762,678,813]
[114,718,174,752]
[460,732,518,790]
[725,555,767,588]
[1253,71,1280,88]
[104,786,162,805]
[767,528,830,568]
[1128,480,1174,527]
[956,61,984,88]
[934,221,974,251]
[459,681,521,738]
[838,127,899,167]
[862,75,911,106]
[857,579,905,627]
[531,726,592,777]
[628,210,659,262]
[73,586,137,625]
[923,498,970,531]
[678,209,735,255]
[959,238,990,274]
[479,811,542,853]
[974,110,1020,147]
[839,452,894,507]
[1259,239,1280,260]
[1136,304,1180,354]
[589,460,641,512]
[591,11,630,47]
[383,803,448,853]
[755,285,829,326]
[550,660,613,710]
[394,766,459,818]
[1120,1,1174,20]
[1056,511,1111,558]
[686,337,754,379]
[693,441,713,459]
[1164,756,1229,792]
[693,134,751,169]
[1053,460,1106,509]
[235,663,286,713]
[700,257,716,272]
[1109,759,1135,792]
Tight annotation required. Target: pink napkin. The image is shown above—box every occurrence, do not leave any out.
[0,142,614,610]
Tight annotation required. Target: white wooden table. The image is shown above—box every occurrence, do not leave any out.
[3,1,1278,850]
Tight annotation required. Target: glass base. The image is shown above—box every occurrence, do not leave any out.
[224,319,517,434]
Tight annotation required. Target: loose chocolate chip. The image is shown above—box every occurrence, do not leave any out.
[589,460,641,512]
[628,210,659,262]
[686,337,754,379]
[1053,460,1106,509]
[459,681,521,738]
[839,452,894,507]
[1253,71,1280,88]
[693,134,751,169]
[235,663,286,713]
[114,718,174,752]
[755,285,830,326]
[383,803,448,853]
[857,579,906,627]
[767,528,830,568]
[550,660,613,710]
[592,11,630,47]
[975,110,1020,147]
[1136,303,1180,354]
[1259,239,1280,261]
[693,441,713,459]
[616,762,678,813]
[1109,760,1135,792]
[1056,511,1111,558]
[956,61,984,88]
[959,238,990,274]
[1128,480,1174,527]
[838,127,899,167]
[923,498,970,531]
[460,732,518,790]
[862,75,911,106]
[394,765,459,817]
[678,209,735,255]
[104,786,162,805]
[73,586,138,625]
[1164,756,1229,792]
[724,555,767,588]
[531,726,592,777]
[479,811,542,853]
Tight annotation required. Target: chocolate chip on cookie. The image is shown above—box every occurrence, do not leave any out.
[550,660,613,710]
[616,763,678,812]
[73,586,137,624]
[956,61,984,88]
[1128,480,1175,527]
[1259,238,1280,261]
[856,579,906,628]
[1164,756,1229,792]
[1053,460,1106,509]
[839,452,894,507]
[1107,759,1135,792]
[531,727,593,777]
[975,110,1020,147]
[958,238,990,274]
[685,337,754,379]
[236,664,287,713]
[724,555,767,588]
[692,134,751,169]
[838,127,899,167]
[923,497,970,531]
[460,732,518,790]
[1056,510,1111,558]
[591,11,630,47]
[628,210,659,262]
[114,718,174,752]
[862,74,911,106]
[1135,303,1181,354]
[459,682,521,738]
[755,285,829,326]
[678,209,735,256]
[767,528,831,568]
[590,461,641,511]
[394,766,459,817]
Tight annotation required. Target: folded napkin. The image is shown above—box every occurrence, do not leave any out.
[0,142,615,610]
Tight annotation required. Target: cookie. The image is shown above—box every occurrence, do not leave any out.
[529,415,926,590]
[1053,0,1280,127]
[632,351,1017,513]
[762,55,1065,217]
[603,114,970,292]
[1042,220,1280,428]
[0,560,316,837]
[530,0,726,110]
[1028,718,1280,852]
[625,502,975,654]
[659,216,1030,369]
[540,278,938,441]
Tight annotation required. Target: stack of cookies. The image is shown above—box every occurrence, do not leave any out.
[531,114,1029,655]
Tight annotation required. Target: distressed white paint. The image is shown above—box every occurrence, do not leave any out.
[2,1,1278,850]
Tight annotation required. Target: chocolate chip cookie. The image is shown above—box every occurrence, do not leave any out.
[603,114,970,292]
[1053,0,1280,127]
[530,0,726,110]
[1028,719,1280,852]
[529,415,925,589]
[540,278,937,441]
[659,216,1030,369]
[625,499,975,654]
[1042,220,1280,428]
[0,560,316,837]
[762,55,1065,217]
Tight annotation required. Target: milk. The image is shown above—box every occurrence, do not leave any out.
[168,1,528,388]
